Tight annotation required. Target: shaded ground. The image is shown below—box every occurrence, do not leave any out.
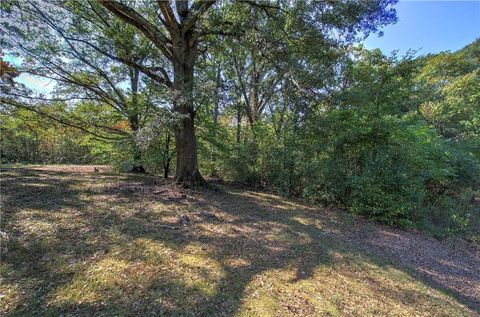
[0,165,478,316]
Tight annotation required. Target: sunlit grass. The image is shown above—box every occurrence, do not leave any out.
[0,166,476,316]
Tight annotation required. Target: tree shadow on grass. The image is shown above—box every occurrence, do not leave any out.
[1,167,478,316]
[179,189,477,315]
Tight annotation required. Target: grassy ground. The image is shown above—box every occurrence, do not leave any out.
[0,165,478,316]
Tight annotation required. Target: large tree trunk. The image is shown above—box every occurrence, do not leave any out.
[174,113,205,186]
[171,36,205,187]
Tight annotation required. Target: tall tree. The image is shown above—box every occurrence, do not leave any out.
[96,0,215,185]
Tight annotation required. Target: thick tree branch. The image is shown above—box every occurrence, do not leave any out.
[182,1,216,32]
[98,0,173,60]
[157,0,179,34]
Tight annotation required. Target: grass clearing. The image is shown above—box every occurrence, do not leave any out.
[0,166,478,316]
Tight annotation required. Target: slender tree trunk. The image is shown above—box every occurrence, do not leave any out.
[128,68,145,173]
[127,114,146,173]
[236,101,242,144]
[210,66,221,177]
[129,114,140,159]
[163,130,171,179]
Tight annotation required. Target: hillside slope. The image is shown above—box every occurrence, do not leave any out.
[1,166,478,316]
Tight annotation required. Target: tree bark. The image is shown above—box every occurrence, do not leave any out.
[174,113,204,186]
[171,35,205,187]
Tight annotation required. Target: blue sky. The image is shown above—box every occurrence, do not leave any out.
[363,0,480,55]
[6,0,480,93]
[3,55,53,93]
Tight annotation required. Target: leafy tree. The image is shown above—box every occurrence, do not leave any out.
[419,39,480,155]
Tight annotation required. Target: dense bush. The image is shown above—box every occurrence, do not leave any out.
[200,44,480,237]
[216,107,478,235]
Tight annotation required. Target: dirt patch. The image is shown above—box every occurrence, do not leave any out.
[2,164,113,174]
[340,219,480,311]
